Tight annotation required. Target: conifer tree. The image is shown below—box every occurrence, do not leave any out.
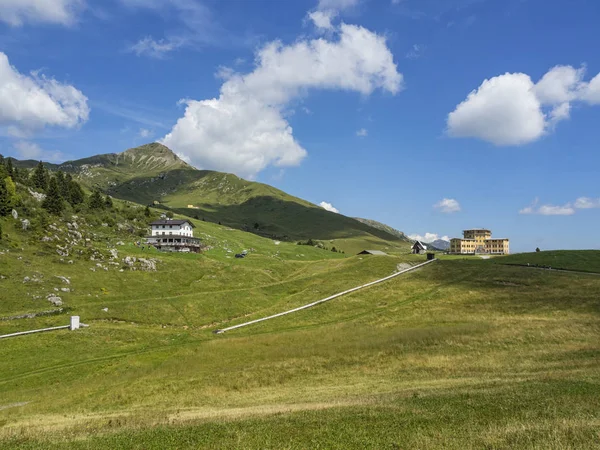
[144,205,151,217]
[104,195,113,208]
[42,177,64,215]
[55,171,69,198]
[68,180,85,206]
[5,158,14,179]
[89,189,104,209]
[32,161,49,191]
[0,177,9,216]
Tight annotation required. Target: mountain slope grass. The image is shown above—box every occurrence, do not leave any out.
[492,250,600,273]
[1,253,599,449]
[12,144,411,252]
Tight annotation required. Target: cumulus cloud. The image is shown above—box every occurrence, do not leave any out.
[319,201,339,213]
[356,128,368,137]
[433,198,461,213]
[408,233,449,243]
[447,65,600,145]
[308,10,335,30]
[519,198,575,216]
[161,23,402,178]
[308,0,360,31]
[574,197,600,209]
[0,0,83,26]
[0,52,89,135]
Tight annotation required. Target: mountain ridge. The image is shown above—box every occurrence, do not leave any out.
[10,143,411,253]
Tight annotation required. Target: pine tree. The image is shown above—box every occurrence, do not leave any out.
[104,195,113,208]
[0,177,10,216]
[144,205,151,217]
[32,161,49,191]
[55,171,69,198]
[68,180,85,206]
[42,177,64,216]
[5,158,14,179]
[88,189,104,209]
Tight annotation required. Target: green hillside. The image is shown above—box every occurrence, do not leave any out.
[0,162,599,448]
[493,250,600,273]
[12,143,410,253]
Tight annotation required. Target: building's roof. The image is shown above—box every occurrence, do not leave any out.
[463,228,491,232]
[147,234,200,241]
[452,238,476,241]
[412,241,427,250]
[485,238,509,241]
[150,219,195,227]
[357,250,388,256]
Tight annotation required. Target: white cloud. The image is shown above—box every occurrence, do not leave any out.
[447,73,545,146]
[580,73,600,104]
[319,201,339,213]
[408,233,449,243]
[308,10,335,30]
[121,0,247,58]
[434,198,461,213]
[519,198,575,216]
[447,65,600,145]
[13,140,65,162]
[574,197,600,209]
[0,52,89,134]
[161,23,402,178]
[138,128,153,138]
[128,36,183,58]
[356,128,368,137]
[308,0,360,31]
[317,0,360,10]
[0,0,83,26]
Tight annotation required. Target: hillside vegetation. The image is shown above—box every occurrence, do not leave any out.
[11,144,410,253]
[1,254,598,448]
[2,155,599,448]
[493,250,600,273]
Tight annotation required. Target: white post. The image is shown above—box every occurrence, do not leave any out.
[70,316,80,330]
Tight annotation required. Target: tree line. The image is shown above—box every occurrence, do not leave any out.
[0,157,113,218]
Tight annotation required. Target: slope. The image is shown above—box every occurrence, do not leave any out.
[12,144,411,252]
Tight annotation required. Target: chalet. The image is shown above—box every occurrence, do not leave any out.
[411,241,427,254]
[146,219,202,253]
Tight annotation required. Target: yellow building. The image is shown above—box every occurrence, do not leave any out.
[449,228,509,255]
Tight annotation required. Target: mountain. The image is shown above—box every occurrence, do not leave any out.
[12,143,411,253]
[353,218,410,241]
[428,239,450,251]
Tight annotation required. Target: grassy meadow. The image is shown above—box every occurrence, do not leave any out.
[492,249,600,273]
[1,224,599,449]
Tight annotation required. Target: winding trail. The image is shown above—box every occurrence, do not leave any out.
[215,259,436,334]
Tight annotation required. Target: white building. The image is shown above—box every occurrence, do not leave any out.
[150,219,194,237]
[146,218,201,252]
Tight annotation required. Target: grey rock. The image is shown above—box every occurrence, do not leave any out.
[11,209,18,219]
[55,276,70,285]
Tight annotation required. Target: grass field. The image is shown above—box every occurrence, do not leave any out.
[492,250,600,273]
[1,239,599,448]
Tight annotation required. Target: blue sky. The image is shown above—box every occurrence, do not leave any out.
[1,0,600,252]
